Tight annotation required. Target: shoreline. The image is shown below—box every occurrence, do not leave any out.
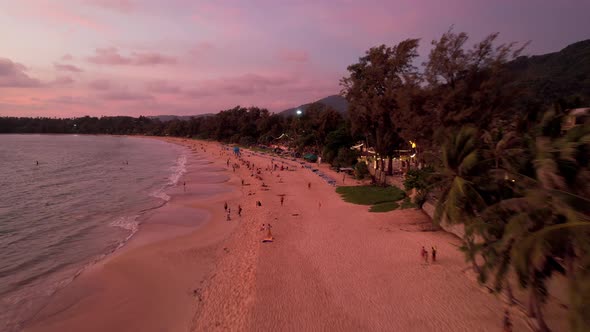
[1,134,188,332]
[20,137,567,331]
[22,138,241,332]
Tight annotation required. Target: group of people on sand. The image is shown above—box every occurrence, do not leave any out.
[420,246,437,263]
[224,201,242,221]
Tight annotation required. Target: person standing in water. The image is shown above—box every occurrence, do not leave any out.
[183,181,186,192]
[224,202,228,211]
[280,196,284,206]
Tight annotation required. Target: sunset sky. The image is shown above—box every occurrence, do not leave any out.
[1,0,589,117]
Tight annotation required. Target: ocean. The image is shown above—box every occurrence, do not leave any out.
[0,135,186,331]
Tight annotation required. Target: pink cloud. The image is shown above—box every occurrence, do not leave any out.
[277,49,309,63]
[32,4,109,33]
[100,90,154,101]
[132,52,177,65]
[88,79,111,90]
[188,42,215,57]
[86,0,135,13]
[146,80,181,94]
[191,3,254,39]
[51,76,75,86]
[181,73,301,100]
[54,63,84,72]
[48,96,90,105]
[0,58,42,87]
[87,48,176,66]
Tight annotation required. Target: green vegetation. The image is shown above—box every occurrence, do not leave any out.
[354,161,369,179]
[369,201,400,212]
[403,167,434,207]
[336,185,405,212]
[400,197,417,209]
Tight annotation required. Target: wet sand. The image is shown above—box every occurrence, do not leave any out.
[24,138,550,332]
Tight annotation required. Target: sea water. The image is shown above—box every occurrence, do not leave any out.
[0,135,186,331]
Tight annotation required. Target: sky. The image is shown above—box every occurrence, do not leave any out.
[1,0,589,118]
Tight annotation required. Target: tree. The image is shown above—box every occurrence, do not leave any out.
[341,39,420,176]
[423,28,527,138]
[433,126,487,273]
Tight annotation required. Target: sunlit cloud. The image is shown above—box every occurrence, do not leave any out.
[277,49,310,63]
[0,58,42,87]
[50,76,75,86]
[88,79,111,90]
[100,90,154,101]
[86,0,135,13]
[145,80,182,94]
[87,48,177,66]
[54,63,84,72]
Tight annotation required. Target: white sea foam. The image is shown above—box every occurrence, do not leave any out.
[169,152,187,185]
[150,190,171,202]
[109,215,139,234]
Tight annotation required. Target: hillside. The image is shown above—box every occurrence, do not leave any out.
[279,95,348,117]
[508,39,590,105]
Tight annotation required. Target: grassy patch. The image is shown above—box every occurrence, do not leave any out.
[400,197,418,209]
[336,185,405,212]
[369,201,400,212]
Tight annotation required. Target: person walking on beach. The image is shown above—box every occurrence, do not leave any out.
[421,246,428,263]
[308,182,311,189]
[280,196,284,206]
[238,205,242,216]
[224,202,228,211]
[431,246,437,263]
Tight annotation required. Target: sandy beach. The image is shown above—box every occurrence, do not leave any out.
[23,137,556,332]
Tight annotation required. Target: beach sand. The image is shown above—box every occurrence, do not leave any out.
[23,138,558,332]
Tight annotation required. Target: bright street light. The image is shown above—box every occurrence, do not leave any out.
[296,109,302,115]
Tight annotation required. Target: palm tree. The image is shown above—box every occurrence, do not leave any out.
[434,126,487,273]
[491,110,590,332]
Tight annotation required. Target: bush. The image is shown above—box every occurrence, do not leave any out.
[354,161,369,179]
[403,166,434,192]
[332,147,359,168]
[403,166,434,208]
[239,136,256,146]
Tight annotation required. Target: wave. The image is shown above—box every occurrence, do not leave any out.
[169,152,187,185]
[109,215,139,235]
